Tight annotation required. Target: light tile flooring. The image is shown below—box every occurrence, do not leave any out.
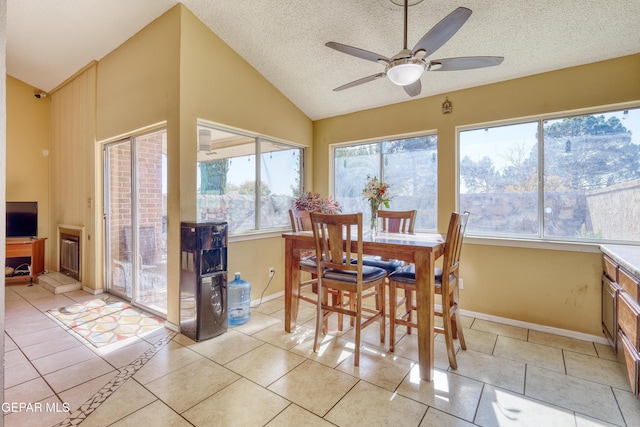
[4,283,640,426]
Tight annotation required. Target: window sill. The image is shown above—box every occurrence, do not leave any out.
[229,229,287,243]
[464,236,601,253]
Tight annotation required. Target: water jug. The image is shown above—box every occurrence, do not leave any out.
[228,272,251,325]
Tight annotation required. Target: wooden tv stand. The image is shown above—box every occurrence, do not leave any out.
[5,237,46,284]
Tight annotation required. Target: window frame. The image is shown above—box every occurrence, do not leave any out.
[457,102,640,247]
[330,131,438,232]
[196,121,305,236]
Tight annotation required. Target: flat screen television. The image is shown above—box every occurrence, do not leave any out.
[6,202,38,238]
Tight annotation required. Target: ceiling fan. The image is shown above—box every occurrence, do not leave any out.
[326,2,504,97]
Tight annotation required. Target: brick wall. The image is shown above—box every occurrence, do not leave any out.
[108,132,165,264]
[460,179,640,241]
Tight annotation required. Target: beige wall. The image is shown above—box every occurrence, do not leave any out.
[6,76,51,260]
[94,5,312,325]
[177,6,312,313]
[313,54,640,335]
[97,6,181,323]
[50,65,98,288]
[2,0,8,395]
[6,2,639,337]
[5,5,309,326]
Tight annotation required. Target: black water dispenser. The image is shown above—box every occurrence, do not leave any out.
[180,221,228,341]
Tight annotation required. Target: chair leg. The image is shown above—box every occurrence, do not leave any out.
[441,293,458,370]
[453,287,466,350]
[332,292,342,332]
[378,282,385,345]
[349,292,355,327]
[354,292,362,367]
[314,284,329,353]
[405,289,413,335]
[388,281,397,352]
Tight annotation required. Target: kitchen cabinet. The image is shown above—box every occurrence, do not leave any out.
[601,245,640,398]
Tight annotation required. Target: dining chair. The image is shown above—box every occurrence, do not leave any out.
[379,209,417,233]
[289,209,343,332]
[362,209,417,273]
[289,208,313,234]
[387,211,470,370]
[310,212,387,366]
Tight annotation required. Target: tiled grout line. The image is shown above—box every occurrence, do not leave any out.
[52,329,177,427]
[4,286,175,427]
[7,287,632,426]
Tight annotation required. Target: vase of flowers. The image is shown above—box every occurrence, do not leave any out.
[362,175,392,235]
[294,191,342,214]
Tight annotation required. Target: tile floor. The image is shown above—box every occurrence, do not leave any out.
[4,283,640,426]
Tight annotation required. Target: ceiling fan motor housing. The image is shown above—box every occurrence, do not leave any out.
[386,57,426,86]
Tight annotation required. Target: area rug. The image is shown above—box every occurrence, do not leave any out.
[47,296,164,348]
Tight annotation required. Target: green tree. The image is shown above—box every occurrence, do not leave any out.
[238,181,272,195]
[199,159,229,195]
[460,156,500,193]
[544,115,640,190]
[461,114,639,193]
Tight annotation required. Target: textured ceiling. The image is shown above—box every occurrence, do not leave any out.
[7,0,640,120]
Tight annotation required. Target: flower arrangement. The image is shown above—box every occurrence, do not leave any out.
[362,175,393,233]
[294,191,342,214]
[362,175,392,210]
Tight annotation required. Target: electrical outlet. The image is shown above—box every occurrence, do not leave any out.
[268,267,275,278]
[459,278,464,289]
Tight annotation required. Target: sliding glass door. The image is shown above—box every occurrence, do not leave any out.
[103,129,167,316]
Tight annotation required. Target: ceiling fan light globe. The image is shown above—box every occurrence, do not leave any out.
[386,60,425,86]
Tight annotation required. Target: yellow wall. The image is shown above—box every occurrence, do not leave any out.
[313,54,640,335]
[176,7,311,310]
[6,76,51,259]
[97,6,182,323]
[178,6,313,219]
[49,65,98,287]
[93,5,312,325]
[6,2,639,337]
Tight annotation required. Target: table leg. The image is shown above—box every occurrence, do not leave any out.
[284,240,301,332]
[416,250,435,381]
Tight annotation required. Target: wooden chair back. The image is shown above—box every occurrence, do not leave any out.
[442,211,470,290]
[309,211,386,366]
[310,212,362,285]
[387,210,470,367]
[378,209,417,233]
[289,209,313,232]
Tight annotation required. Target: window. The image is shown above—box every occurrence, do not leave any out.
[333,135,438,230]
[196,123,303,233]
[459,107,640,243]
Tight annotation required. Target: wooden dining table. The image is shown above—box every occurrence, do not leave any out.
[282,230,445,381]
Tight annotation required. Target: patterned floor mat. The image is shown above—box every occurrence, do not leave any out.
[48,296,164,347]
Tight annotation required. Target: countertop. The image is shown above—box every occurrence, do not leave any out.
[600,244,640,278]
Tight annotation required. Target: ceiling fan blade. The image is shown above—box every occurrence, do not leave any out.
[326,42,390,63]
[403,79,421,97]
[333,73,387,91]
[428,56,504,71]
[412,7,472,58]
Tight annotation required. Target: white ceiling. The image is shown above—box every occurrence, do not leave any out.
[7,0,640,120]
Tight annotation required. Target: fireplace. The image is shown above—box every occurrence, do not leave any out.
[57,225,84,282]
[60,233,80,280]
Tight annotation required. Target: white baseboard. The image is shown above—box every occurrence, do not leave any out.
[251,289,285,306]
[459,308,609,345]
[269,289,608,345]
[164,321,180,332]
[82,286,104,295]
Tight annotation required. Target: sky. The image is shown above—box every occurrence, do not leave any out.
[460,108,640,169]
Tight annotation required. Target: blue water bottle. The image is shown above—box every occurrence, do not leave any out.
[228,272,251,325]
